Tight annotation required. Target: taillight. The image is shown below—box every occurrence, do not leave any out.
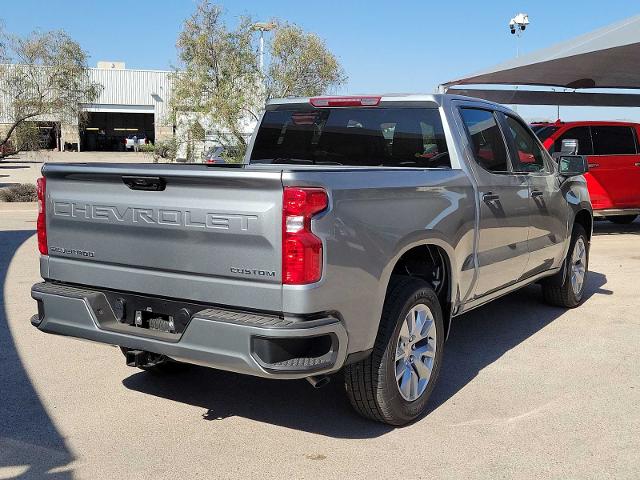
[36,177,47,255]
[282,187,328,284]
[309,96,381,107]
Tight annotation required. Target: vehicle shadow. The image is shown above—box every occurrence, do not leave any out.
[427,270,609,414]
[123,271,609,438]
[0,230,74,479]
[592,218,640,236]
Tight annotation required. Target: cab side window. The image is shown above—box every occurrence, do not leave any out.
[552,127,593,155]
[460,108,509,173]
[591,126,637,155]
[504,115,547,173]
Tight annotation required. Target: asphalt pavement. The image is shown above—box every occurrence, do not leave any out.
[1,204,638,479]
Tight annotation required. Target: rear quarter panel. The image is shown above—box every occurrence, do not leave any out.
[281,168,476,353]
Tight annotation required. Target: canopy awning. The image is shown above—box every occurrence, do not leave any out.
[444,15,640,90]
[446,88,640,107]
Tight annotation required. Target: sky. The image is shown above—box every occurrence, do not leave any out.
[2,0,639,122]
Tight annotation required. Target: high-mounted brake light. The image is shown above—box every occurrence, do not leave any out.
[36,177,48,255]
[282,187,328,285]
[309,96,381,107]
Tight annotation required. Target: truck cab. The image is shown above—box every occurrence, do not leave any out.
[533,120,640,224]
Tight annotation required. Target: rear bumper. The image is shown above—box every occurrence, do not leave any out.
[31,282,348,380]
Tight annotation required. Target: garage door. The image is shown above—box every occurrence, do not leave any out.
[81,112,155,151]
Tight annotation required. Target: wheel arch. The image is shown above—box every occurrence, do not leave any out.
[573,209,593,240]
[382,241,455,339]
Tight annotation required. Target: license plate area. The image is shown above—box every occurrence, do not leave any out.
[134,309,175,333]
[99,290,211,337]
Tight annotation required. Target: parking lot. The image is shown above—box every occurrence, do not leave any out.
[1,204,639,479]
[0,152,150,189]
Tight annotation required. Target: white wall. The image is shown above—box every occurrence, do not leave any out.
[84,68,173,126]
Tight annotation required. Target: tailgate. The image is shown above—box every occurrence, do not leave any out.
[42,164,284,310]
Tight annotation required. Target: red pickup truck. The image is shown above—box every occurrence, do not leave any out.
[532,121,640,224]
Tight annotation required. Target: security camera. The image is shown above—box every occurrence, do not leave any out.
[510,28,516,34]
[521,25,526,31]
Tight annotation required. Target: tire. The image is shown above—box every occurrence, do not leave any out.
[607,215,637,225]
[119,347,186,373]
[541,224,589,308]
[344,276,445,425]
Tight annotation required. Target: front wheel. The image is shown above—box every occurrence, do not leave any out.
[542,224,589,308]
[344,277,444,425]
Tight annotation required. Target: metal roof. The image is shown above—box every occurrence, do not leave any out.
[444,15,640,90]
[446,88,640,107]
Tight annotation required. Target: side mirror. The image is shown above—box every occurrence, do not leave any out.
[558,155,588,176]
[561,138,579,155]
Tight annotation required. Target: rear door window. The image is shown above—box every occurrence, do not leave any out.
[531,125,559,142]
[459,108,509,173]
[552,127,594,155]
[591,126,637,155]
[504,115,547,173]
[249,107,450,167]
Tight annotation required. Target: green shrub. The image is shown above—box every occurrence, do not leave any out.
[147,139,177,163]
[0,183,38,202]
[138,143,155,153]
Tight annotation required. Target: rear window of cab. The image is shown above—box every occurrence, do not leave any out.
[250,107,450,168]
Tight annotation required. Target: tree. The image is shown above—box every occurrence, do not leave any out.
[171,1,346,161]
[0,28,101,158]
[266,24,346,99]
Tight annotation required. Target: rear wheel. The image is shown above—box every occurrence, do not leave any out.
[607,214,637,225]
[344,277,444,425]
[542,224,589,308]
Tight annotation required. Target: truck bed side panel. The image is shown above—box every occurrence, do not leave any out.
[281,168,476,353]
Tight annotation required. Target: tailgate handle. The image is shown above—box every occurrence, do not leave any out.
[122,176,166,191]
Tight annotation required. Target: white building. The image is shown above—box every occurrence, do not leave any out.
[77,63,174,151]
[1,61,174,151]
[1,61,259,158]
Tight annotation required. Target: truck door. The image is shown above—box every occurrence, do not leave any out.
[458,107,531,298]
[500,113,568,277]
[589,125,640,209]
[553,125,640,210]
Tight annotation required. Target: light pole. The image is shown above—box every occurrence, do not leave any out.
[551,87,563,120]
[509,13,530,58]
[508,13,529,113]
[253,22,277,73]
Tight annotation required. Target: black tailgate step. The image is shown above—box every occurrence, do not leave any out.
[269,357,334,369]
[195,308,292,328]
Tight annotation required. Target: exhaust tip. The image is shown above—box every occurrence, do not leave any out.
[306,375,330,389]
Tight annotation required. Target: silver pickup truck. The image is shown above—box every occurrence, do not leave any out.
[31,94,592,425]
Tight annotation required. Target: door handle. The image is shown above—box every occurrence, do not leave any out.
[482,192,500,202]
[588,163,599,169]
[531,190,544,198]
[635,162,640,167]
[122,176,166,191]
